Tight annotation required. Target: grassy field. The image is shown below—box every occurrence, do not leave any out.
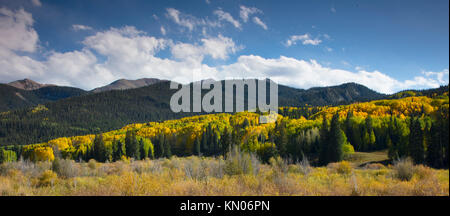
[0,152,448,196]
[344,150,390,167]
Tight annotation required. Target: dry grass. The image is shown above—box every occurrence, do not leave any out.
[0,156,448,196]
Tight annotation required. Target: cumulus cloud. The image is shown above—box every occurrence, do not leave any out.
[72,24,93,31]
[0,8,447,94]
[252,17,267,30]
[160,26,166,35]
[171,34,242,62]
[165,8,218,31]
[0,7,38,52]
[421,69,449,85]
[31,0,42,7]
[284,34,322,46]
[214,9,241,29]
[239,5,261,22]
[219,56,448,94]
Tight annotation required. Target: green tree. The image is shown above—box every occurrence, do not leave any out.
[125,130,140,159]
[327,113,345,163]
[93,134,106,162]
[426,123,443,168]
[113,139,124,161]
[194,136,201,156]
[409,118,425,164]
[319,114,330,165]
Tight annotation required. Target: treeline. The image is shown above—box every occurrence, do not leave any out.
[0,81,393,147]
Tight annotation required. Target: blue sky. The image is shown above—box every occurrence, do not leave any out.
[0,0,448,93]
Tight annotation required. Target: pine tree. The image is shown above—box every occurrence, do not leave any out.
[139,139,147,159]
[327,113,345,163]
[276,120,288,157]
[344,111,354,147]
[164,134,172,158]
[194,136,201,156]
[409,118,425,164]
[125,130,139,159]
[220,127,232,156]
[113,139,124,161]
[426,123,443,168]
[157,132,165,158]
[201,130,208,155]
[319,114,329,165]
[93,134,106,162]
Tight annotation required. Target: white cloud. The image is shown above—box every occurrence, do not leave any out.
[165,8,196,31]
[171,34,242,62]
[219,56,448,94]
[160,26,166,35]
[252,17,267,30]
[0,7,38,52]
[72,24,93,31]
[31,0,42,7]
[239,5,261,22]
[285,34,322,47]
[325,47,333,52]
[205,0,211,4]
[214,9,241,29]
[422,69,449,85]
[165,8,219,31]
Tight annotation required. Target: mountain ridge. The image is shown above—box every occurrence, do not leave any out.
[91,78,165,93]
[7,79,55,90]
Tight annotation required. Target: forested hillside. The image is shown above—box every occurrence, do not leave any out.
[1,91,448,168]
[0,80,387,146]
[0,84,86,112]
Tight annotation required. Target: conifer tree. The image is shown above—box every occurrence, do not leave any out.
[409,118,425,164]
[319,114,330,165]
[194,136,201,156]
[125,130,139,159]
[93,134,106,162]
[327,113,345,163]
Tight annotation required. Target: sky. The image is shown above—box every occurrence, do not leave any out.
[0,0,448,93]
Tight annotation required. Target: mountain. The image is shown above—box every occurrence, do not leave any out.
[7,79,54,90]
[278,82,386,106]
[0,80,388,146]
[0,84,86,112]
[91,78,164,93]
[390,85,449,99]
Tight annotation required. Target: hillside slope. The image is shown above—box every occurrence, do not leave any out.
[1,80,387,145]
[91,78,164,93]
[0,84,86,112]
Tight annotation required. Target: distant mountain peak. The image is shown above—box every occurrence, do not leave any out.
[91,78,165,93]
[7,79,55,90]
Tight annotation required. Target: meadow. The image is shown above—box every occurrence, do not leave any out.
[0,152,448,196]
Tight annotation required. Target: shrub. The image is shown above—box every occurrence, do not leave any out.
[393,158,415,181]
[51,158,79,178]
[88,159,97,170]
[297,157,312,175]
[414,165,433,180]
[38,170,58,187]
[269,156,289,174]
[336,161,353,175]
[328,161,353,175]
[224,146,259,176]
